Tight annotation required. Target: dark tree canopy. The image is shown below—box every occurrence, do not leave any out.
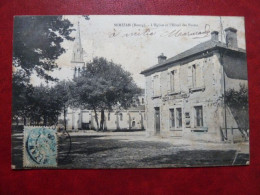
[73,57,141,110]
[71,57,141,130]
[12,69,32,121]
[13,16,74,81]
[15,81,73,126]
[12,16,75,123]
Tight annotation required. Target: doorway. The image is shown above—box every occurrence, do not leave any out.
[154,107,160,135]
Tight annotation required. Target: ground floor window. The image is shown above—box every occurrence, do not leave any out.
[169,108,182,129]
[194,106,203,127]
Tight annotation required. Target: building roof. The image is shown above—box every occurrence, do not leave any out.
[117,105,145,112]
[140,39,246,75]
[127,105,145,111]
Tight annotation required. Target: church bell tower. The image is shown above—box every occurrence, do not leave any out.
[71,22,85,78]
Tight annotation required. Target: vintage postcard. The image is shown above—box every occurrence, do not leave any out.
[12,15,249,169]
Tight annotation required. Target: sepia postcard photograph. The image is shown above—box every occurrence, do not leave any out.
[11,15,249,169]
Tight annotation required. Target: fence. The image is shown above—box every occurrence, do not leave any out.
[220,127,249,143]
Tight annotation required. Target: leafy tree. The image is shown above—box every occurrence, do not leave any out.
[225,84,249,139]
[12,16,75,124]
[24,82,71,127]
[71,57,141,131]
[12,69,32,125]
[13,16,74,81]
[51,81,72,130]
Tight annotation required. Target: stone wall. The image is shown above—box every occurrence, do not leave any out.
[145,51,247,142]
[91,110,145,130]
[61,108,145,131]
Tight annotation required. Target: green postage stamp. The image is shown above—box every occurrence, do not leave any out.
[23,127,57,168]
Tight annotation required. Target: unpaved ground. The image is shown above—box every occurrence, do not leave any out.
[12,131,249,169]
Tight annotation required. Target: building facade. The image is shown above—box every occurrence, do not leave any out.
[64,98,145,131]
[141,27,248,142]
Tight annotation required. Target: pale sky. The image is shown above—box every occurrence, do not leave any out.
[31,15,246,88]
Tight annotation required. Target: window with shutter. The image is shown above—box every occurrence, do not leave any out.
[192,64,197,88]
[194,106,203,127]
[153,75,160,97]
[168,67,180,94]
[170,70,175,92]
[187,66,193,89]
[196,64,203,87]
[189,64,205,92]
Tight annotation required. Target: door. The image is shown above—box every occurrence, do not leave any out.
[154,107,160,135]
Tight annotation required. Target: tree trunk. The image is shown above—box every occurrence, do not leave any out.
[64,106,67,130]
[100,109,105,131]
[23,117,26,126]
[44,115,47,126]
[16,117,19,126]
[93,107,99,131]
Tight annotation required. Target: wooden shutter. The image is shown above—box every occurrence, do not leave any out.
[201,62,205,87]
[187,65,193,89]
[167,72,171,93]
[178,67,181,92]
[175,68,180,92]
[152,77,154,96]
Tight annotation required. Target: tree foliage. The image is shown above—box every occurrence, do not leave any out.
[13,16,74,81]
[225,84,249,138]
[12,16,75,124]
[71,57,141,130]
[14,81,72,126]
[12,69,32,124]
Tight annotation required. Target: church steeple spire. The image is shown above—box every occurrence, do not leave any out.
[71,21,84,63]
[71,21,85,78]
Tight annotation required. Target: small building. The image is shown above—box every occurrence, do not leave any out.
[90,105,146,131]
[63,99,145,131]
[141,27,248,142]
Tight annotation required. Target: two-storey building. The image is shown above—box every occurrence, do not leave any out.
[141,27,248,142]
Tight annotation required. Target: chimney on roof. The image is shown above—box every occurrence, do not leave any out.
[211,31,219,42]
[158,53,167,64]
[225,27,238,49]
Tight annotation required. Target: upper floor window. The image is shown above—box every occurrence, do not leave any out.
[142,98,144,104]
[170,70,176,92]
[168,68,180,94]
[153,75,161,97]
[108,112,110,121]
[194,106,203,127]
[191,64,204,88]
[119,113,123,121]
[192,64,197,87]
